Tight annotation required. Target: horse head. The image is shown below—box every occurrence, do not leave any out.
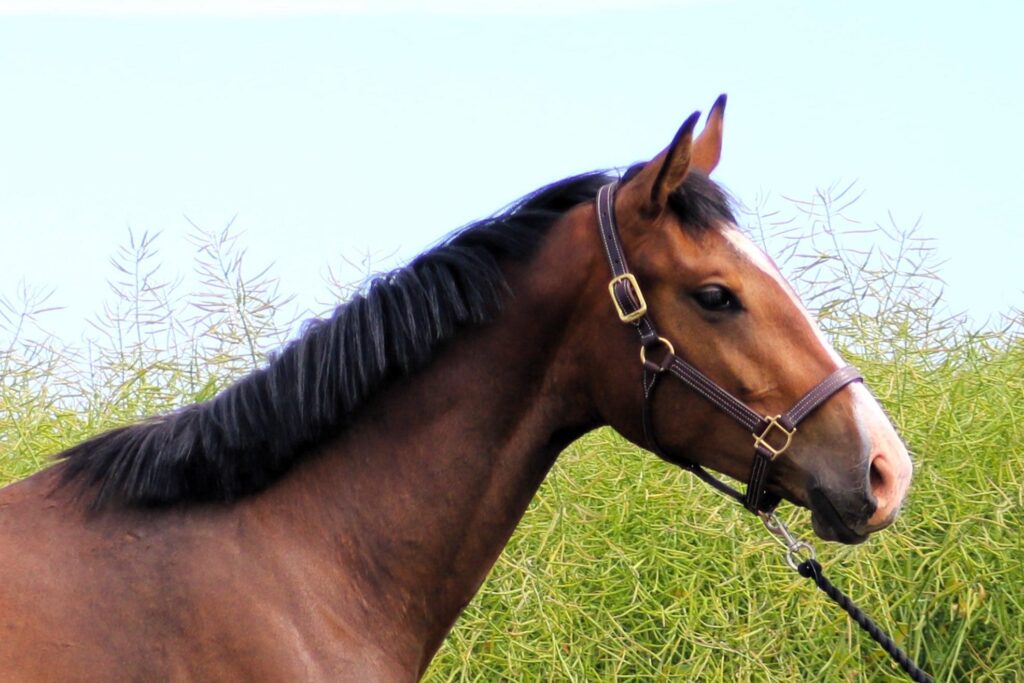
[579,96,912,543]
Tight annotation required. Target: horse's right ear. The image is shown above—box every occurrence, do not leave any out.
[618,111,701,219]
[692,93,726,174]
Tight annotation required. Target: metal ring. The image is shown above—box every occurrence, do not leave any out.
[785,541,816,572]
[640,336,676,366]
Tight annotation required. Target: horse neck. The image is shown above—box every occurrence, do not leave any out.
[255,208,601,666]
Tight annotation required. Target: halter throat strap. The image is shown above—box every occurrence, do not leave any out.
[595,182,863,513]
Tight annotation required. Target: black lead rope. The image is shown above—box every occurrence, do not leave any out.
[760,511,934,682]
[796,559,933,683]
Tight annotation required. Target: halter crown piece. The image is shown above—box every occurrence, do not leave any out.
[595,182,863,514]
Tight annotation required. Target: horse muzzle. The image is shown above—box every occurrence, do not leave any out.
[807,485,898,545]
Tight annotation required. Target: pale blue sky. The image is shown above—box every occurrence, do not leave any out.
[1,1,1021,340]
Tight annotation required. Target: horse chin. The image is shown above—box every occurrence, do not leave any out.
[810,512,870,545]
[807,489,871,545]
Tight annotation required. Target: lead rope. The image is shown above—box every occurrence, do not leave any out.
[760,513,933,683]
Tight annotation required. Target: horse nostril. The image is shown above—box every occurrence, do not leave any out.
[866,452,898,527]
[869,458,884,492]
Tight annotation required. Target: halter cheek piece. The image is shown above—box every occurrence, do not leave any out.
[596,182,863,514]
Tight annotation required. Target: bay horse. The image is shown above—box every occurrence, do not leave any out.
[0,96,912,681]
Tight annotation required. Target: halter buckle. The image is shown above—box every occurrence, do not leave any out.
[753,416,796,459]
[608,273,647,323]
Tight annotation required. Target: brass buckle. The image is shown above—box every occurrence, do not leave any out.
[753,416,796,459]
[608,273,647,323]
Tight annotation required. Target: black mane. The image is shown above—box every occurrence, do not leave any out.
[59,169,736,508]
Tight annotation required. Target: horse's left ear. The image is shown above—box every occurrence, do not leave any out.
[619,110,701,219]
[692,93,726,174]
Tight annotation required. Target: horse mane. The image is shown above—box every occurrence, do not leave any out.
[59,168,736,508]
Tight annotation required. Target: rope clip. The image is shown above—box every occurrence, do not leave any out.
[759,511,816,572]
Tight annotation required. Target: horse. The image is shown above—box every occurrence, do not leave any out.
[0,95,912,681]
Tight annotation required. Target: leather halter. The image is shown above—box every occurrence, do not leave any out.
[595,182,863,514]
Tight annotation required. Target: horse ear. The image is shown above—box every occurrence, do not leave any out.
[692,93,726,174]
[620,111,701,218]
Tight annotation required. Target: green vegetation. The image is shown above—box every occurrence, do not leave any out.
[1,188,1020,681]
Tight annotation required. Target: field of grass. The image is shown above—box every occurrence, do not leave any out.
[428,340,1022,682]
[1,191,1021,681]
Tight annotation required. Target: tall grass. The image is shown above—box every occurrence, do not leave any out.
[0,189,1020,682]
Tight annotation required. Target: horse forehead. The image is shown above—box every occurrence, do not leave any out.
[718,227,791,291]
[719,226,844,365]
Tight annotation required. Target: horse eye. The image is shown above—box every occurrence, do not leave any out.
[692,285,741,312]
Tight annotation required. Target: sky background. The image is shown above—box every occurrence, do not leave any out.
[1,0,1021,343]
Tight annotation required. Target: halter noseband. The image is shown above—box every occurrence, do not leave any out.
[596,182,863,514]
